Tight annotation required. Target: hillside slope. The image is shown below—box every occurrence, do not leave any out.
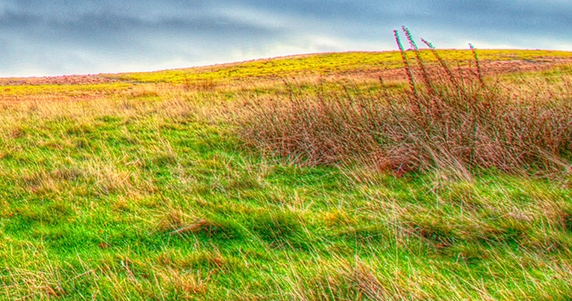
[0,50,570,300]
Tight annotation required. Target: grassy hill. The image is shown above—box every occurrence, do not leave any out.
[0,49,571,300]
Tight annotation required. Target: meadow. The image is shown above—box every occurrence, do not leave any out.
[0,36,571,300]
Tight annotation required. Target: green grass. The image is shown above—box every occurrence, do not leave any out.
[0,49,571,300]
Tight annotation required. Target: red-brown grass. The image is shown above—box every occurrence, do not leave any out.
[236,29,572,175]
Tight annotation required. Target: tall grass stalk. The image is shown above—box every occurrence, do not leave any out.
[237,29,572,175]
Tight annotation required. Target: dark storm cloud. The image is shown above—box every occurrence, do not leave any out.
[0,0,570,76]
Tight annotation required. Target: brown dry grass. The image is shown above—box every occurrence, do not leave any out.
[236,29,572,176]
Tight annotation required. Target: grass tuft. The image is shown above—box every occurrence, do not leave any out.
[237,29,572,176]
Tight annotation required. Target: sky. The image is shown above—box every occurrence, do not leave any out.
[0,0,571,77]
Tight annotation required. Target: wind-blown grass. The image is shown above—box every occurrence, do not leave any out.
[237,29,572,176]
[0,45,571,300]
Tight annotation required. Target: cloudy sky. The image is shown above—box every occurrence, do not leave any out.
[0,0,570,77]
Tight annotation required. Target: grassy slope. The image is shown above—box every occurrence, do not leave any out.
[108,49,572,83]
[0,50,571,300]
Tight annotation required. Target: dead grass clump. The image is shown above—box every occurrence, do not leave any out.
[289,258,421,301]
[237,28,572,175]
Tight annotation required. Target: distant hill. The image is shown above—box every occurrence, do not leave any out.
[2,50,572,86]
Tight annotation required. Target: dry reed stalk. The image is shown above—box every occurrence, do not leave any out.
[236,29,572,176]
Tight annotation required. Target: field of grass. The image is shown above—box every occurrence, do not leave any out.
[0,45,571,300]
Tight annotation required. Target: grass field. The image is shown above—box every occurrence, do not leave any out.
[0,44,571,300]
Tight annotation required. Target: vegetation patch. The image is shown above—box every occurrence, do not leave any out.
[0,35,571,299]
[236,28,572,176]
